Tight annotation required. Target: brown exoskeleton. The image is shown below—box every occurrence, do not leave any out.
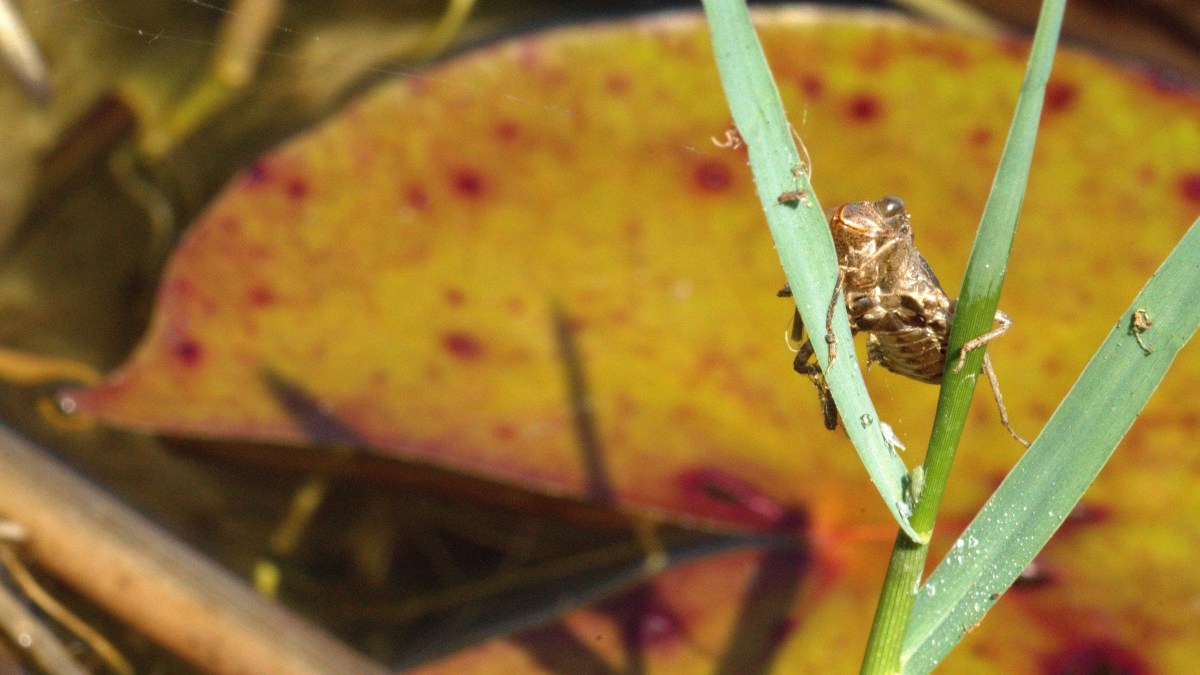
[779,195,1029,447]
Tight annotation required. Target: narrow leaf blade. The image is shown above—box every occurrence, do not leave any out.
[903,217,1200,672]
[701,0,917,540]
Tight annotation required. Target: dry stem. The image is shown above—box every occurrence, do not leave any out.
[0,422,386,675]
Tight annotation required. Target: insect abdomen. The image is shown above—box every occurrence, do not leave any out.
[866,327,947,384]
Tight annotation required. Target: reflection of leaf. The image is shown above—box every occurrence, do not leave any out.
[69,9,1200,670]
[417,549,824,675]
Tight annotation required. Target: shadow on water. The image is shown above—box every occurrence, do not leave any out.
[521,301,811,675]
[258,298,810,673]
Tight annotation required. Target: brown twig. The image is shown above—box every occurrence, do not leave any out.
[0,422,387,675]
[0,544,133,674]
[0,552,89,675]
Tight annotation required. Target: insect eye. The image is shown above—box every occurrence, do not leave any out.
[879,196,905,218]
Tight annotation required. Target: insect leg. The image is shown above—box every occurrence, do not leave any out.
[780,275,843,368]
[954,310,1012,373]
[861,235,904,267]
[781,283,840,430]
[813,373,839,430]
[791,337,839,430]
[824,267,846,368]
[791,337,818,375]
[982,353,1030,448]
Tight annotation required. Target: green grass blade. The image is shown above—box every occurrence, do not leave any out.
[919,0,1066,536]
[860,2,1064,670]
[902,216,1200,672]
[700,0,918,541]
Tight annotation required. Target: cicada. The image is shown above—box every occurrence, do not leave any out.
[779,196,1028,447]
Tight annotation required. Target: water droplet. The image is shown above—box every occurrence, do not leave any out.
[881,422,906,451]
[859,413,873,428]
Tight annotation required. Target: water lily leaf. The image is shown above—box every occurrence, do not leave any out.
[66,7,1200,671]
[71,3,1198,545]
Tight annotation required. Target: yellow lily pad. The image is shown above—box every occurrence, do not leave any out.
[68,9,1200,671]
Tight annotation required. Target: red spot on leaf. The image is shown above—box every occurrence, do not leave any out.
[451,169,487,199]
[798,73,823,99]
[997,36,1028,61]
[245,160,271,185]
[1044,80,1079,114]
[444,287,465,306]
[605,73,632,95]
[494,120,519,142]
[854,42,890,72]
[407,76,430,96]
[1041,355,1065,377]
[285,177,310,201]
[671,404,698,423]
[405,185,430,210]
[625,218,644,244]
[442,331,483,360]
[930,43,972,69]
[169,277,218,316]
[1178,172,1200,204]
[968,126,993,147]
[506,297,526,316]
[217,216,241,237]
[493,423,517,441]
[692,160,733,194]
[248,287,276,307]
[517,42,540,69]
[1178,410,1200,433]
[678,467,803,530]
[172,337,204,367]
[1028,401,1055,424]
[1042,639,1147,675]
[845,93,882,123]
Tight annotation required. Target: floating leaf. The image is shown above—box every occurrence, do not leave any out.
[69,10,1200,670]
[71,7,1200,532]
